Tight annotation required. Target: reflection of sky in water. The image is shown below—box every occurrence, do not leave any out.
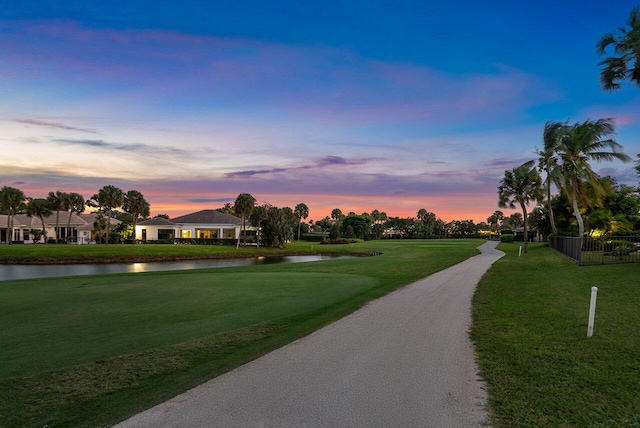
[0,256,351,281]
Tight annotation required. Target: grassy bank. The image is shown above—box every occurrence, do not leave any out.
[471,243,640,427]
[0,240,366,264]
[0,239,481,427]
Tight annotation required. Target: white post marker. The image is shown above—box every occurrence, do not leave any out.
[519,246,522,257]
[587,286,598,337]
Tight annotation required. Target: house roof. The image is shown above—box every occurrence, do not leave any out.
[171,210,244,225]
[138,217,178,226]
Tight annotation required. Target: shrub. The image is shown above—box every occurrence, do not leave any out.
[603,239,636,256]
[500,234,515,243]
[301,233,324,242]
[320,238,351,245]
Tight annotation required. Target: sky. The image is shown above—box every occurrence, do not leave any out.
[2,1,640,222]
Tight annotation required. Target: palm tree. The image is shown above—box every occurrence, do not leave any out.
[486,210,504,236]
[498,161,543,253]
[330,208,343,222]
[535,120,567,235]
[26,198,52,242]
[597,7,640,91]
[46,191,66,244]
[64,192,85,243]
[294,203,309,241]
[316,218,332,241]
[508,212,524,229]
[556,118,631,237]
[90,185,124,244]
[234,193,256,248]
[123,190,150,244]
[0,186,26,245]
[249,204,268,248]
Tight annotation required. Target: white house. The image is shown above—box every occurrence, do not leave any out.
[135,210,250,242]
[0,212,120,244]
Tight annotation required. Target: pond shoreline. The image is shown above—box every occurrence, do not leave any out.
[0,251,369,265]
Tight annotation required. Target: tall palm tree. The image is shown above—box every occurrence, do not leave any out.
[123,190,150,244]
[234,193,256,248]
[535,120,566,235]
[90,185,124,244]
[597,7,640,91]
[0,186,26,245]
[249,204,268,248]
[498,161,543,253]
[556,118,631,237]
[46,191,66,244]
[486,210,504,235]
[26,198,52,242]
[63,192,85,243]
[330,208,343,222]
[294,203,309,241]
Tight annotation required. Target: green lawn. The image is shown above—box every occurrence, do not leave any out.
[471,243,640,427]
[0,239,482,427]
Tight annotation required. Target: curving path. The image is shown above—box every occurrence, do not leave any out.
[116,241,504,428]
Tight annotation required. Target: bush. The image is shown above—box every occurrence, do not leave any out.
[320,238,351,245]
[603,239,637,256]
[301,233,324,242]
[500,234,515,243]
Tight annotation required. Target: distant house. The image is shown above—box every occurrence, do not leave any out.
[135,210,249,242]
[513,226,542,242]
[135,217,181,241]
[0,212,120,244]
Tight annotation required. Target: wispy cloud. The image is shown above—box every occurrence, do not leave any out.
[186,197,235,203]
[52,138,186,154]
[14,118,98,133]
[485,157,534,169]
[1,20,560,128]
[224,156,366,179]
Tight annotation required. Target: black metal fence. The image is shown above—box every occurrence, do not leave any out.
[549,235,640,265]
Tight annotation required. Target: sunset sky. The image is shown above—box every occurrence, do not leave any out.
[2,1,640,222]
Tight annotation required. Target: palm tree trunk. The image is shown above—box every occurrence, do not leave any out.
[546,169,557,235]
[7,210,13,245]
[298,221,301,242]
[520,202,528,253]
[132,217,137,244]
[572,180,585,238]
[55,210,60,243]
[236,214,243,249]
[66,210,73,243]
[106,210,112,245]
[39,214,47,242]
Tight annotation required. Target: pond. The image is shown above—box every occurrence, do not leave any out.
[0,255,352,281]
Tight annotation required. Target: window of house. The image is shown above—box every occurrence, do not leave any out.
[158,229,174,240]
[23,229,30,241]
[224,229,235,239]
[180,230,192,238]
[196,229,218,239]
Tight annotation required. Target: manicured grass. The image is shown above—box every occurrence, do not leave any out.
[471,243,640,427]
[0,239,482,427]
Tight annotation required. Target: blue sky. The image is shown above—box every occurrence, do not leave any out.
[2,1,639,221]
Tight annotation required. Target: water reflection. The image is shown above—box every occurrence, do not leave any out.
[0,255,351,281]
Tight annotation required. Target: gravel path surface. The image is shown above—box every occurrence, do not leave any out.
[116,241,504,428]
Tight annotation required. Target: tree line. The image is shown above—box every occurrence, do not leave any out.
[0,185,150,245]
[497,7,640,253]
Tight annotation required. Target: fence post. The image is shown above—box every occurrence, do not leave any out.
[587,286,598,337]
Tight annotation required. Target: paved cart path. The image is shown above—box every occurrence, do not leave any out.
[116,241,504,428]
